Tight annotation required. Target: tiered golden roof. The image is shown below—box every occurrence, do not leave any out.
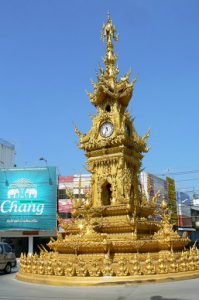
[17,15,199,286]
[87,14,135,107]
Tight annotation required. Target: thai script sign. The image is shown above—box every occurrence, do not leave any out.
[0,167,57,231]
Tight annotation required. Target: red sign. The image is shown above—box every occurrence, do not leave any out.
[178,215,192,227]
[58,176,73,183]
[58,199,72,213]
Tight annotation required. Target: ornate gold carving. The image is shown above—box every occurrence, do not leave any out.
[76,259,89,277]
[102,252,114,276]
[54,261,64,276]
[45,261,53,275]
[144,253,155,275]
[179,251,188,272]
[89,259,102,277]
[129,254,141,275]
[116,257,129,276]
[64,261,76,277]
[168,250,178,273]
[157,253,168,274]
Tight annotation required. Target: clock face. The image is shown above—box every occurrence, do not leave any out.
[100,122,114,138]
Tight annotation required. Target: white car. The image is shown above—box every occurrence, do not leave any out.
[0,242,16,274]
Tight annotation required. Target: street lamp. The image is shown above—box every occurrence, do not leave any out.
[39,157,52,185]
[39,157,48,164]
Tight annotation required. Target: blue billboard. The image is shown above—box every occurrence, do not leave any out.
[176,191,191,217]
[0,167,57,231]
[176,191,191,206]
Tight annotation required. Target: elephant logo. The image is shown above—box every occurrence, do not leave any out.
[6,178,38,201]
[8,188,20,199]
[25,188,38,199]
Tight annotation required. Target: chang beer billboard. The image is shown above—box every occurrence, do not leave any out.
[0,167,57,231]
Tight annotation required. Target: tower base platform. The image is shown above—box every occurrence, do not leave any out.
[16,271,199,287]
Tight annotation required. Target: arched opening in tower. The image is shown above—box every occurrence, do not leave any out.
[101,182,112,205]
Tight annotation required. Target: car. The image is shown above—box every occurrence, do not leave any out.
[0,242,17,274]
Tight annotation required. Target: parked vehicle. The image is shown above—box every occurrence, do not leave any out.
[0,242,16,274]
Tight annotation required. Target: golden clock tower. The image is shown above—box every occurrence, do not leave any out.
[75,15,149,208]
[18,16,193,286]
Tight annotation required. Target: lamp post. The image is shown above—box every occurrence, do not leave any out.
[39,157,52,185]
[39,157,47,164]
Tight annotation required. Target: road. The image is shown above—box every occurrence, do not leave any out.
[0,268,199,300]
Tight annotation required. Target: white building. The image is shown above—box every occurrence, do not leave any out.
[0,138,15,168]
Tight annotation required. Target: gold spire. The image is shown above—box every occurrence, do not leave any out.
[87,14,135,107]
[101,14,118,81]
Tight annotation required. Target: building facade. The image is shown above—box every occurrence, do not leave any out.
[57,174,91,219]
[140,172,178,225]
[0,138,15,168]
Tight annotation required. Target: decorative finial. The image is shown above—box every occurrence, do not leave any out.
[101,14,119,82]
[101,13,118,43]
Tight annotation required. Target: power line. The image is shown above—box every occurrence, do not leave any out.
[157,169,199,177]
[176,177,199,182]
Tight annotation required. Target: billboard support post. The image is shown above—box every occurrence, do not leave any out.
[28,236,33,254]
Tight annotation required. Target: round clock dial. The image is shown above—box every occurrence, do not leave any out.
[100,122,114,138]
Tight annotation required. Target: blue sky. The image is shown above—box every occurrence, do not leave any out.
[0,0,199,191]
